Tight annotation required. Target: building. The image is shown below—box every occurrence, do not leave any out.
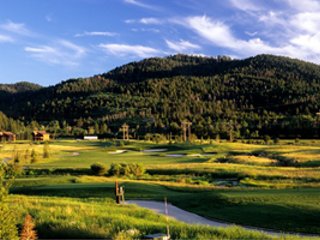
[83,136,98,140]
[0,131,16,142]
[32,131,50,141]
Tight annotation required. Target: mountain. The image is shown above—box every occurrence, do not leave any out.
[1,54,320,139]
[0,81,42,93]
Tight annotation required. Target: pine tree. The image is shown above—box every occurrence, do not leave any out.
[20,214,37,240]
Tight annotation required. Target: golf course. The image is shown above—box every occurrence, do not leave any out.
[2,139,319,239]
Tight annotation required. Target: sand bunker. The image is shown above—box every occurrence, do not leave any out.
[108,150,127,154]
[143,148,168,152]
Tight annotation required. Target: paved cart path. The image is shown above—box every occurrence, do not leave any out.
[127,200,317,238]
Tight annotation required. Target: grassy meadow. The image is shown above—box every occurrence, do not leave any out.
[9,194,288,240]
[2,139,320,238]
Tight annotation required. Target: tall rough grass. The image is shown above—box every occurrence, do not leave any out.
[10,195,282,240]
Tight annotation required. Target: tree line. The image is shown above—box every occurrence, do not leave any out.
[1,54,320,139]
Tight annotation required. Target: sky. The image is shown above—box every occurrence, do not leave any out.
[0,0,320,86]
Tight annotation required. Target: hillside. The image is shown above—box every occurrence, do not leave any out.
[1,54,320,139]
[0,81,42,93]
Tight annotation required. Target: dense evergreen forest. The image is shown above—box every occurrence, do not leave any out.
[1,54,320,140]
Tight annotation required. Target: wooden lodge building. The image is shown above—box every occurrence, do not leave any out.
[32,131,50,141]
[0,131,16,142]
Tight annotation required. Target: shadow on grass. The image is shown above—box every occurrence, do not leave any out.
[277,149,320,155]
[171,192,320,235]
[177,157,211,164]
[155,143,215,152]
[251,150,297,166]
[11,185,115,198]
[300,160,320,167]
[11,181,177,200]
[36,222,106,239]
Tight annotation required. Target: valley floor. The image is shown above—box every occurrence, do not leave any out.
[3,139,320,239]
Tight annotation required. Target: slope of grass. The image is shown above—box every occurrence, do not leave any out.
[11,195,278,240]
[11,180,320,235]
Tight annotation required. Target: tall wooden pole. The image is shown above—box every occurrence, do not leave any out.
[121,124,129,140]
[115,181,120,204]
[181,121,192,142]
[188,123,192,142]
[164,197,170,238]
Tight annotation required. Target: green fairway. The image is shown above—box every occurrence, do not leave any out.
[25,141,216,169]
[31,149,210,169]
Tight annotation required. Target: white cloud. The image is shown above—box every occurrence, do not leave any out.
[125,17,162,25]
[0,34,14,42]
[25,40,86,66]
[291,33,320,54]
[185,16,237,49]
[165,39,201,52]
[99,43,161,58]
[285,0,320,12]
[229,0,261,12]
[140,18,162,25]
[125,19,135,24]
[124,0,158,10]
[245,31,258,37]
[0,20,32,36]
[259,11,286,26]
[75,31,117,37]
[131,28,160,33]
[183,15,320,63]
[290,12,320,34]
[183,16,287,56]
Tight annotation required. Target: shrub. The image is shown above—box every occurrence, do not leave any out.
[0,163,18,240]
[112,229,140,240]
[70,178,81,183]
[128,163,145,176]
[90,163,108,176]
[13,151,21,164]
[215,134,220,143]
[273,138,280,144]
[120,163,130,176]
[30,149,38,163]
[264,135,271,144]
[108,163,145,177]
[43,142,50,158]
[117,141,125,147]
[24,149,30,163]
[20,214,38,240]
[109,163,122,176]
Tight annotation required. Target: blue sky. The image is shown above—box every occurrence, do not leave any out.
[0,0,320,86]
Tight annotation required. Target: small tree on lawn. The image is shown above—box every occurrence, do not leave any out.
[30,149,37,164]
[91,163,108,176]
[24,149,30,164]
[43,142,50,159]
[20,214,37,240]
[108,163,121,176]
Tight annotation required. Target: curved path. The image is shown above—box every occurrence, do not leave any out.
[127,200,317,238]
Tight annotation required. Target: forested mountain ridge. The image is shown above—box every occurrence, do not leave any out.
[1,54,320,139]
[0,81,42,93]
